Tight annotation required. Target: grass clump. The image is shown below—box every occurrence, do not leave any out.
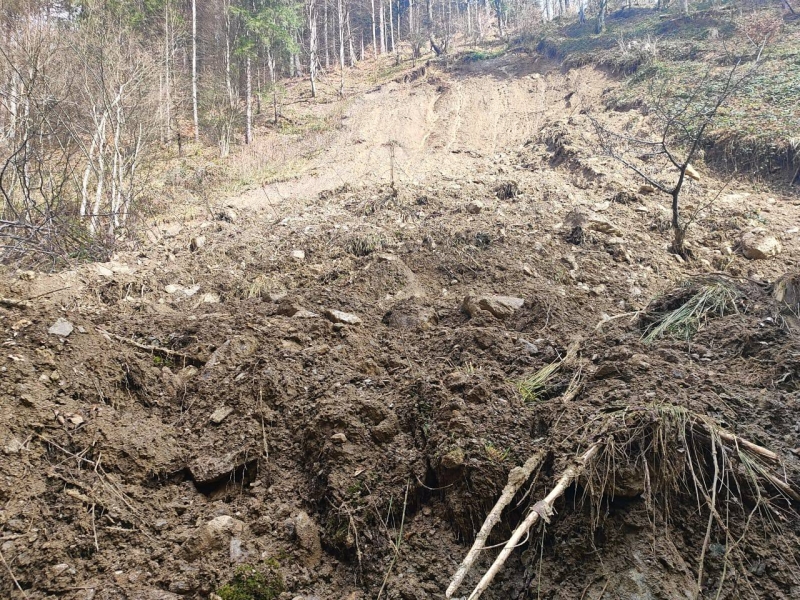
[216,563,285,600]
[518,360,562,403]
[642,279,742,344]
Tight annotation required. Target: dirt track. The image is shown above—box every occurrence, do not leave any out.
[2,53,800,600]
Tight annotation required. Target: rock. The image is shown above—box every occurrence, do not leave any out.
[219,207,238,223]
[684,163,701,182]
[164,284,183,294]
[201,292,221,304]
[774,273,800,314]
[183,515,245,559]
[382,302,438,329]
[229,537,244,563]
[294,511,322,568]
[741,229,781,260]
[190,235,206,251]
[323,309,362,326]
[48,318,74,337]
[331,433,348,444]
[518,338,539,354]
[188,449,252,486]
[3,437,25,455]
[209,406,234,425]
[291,249,306,261]
[564,208,621,236]
[445,371,469,391]
[462,295,524,319]
[372,415,399,444]
[466,200,484,214]
[51,563,70,577]
[441,447,465,470]
[96,265,114,277]
[135,589,182,600]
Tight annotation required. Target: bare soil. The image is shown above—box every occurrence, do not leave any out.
[2,52,800,600]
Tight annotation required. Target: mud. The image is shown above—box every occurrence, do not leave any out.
[2,54,800,600]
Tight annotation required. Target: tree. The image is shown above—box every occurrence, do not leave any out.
[591,49,764,257]
[192,0,199,142]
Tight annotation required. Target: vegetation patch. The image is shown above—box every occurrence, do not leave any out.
[216,563,285,600]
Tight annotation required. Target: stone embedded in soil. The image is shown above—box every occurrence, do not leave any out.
[201,292,221,304]
[372,415,399,443]
[48,318,74,337]
[440,447,465,470]
[462,294,524,319]
[277,301,318,319]
[291,249,306,261]
[382,303,438,329]
[466,200,484,214]
[323,309,362,325]
[331,433,348,444]
[741,228,781,260]
[294,511,322,568]
[209,406,234,425]
[183,515,245,559]
[564,208,622,236]
[187,449,250,486]
[189,235,206,251]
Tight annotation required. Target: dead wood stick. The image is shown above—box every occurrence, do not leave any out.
[96,328,205,368]
[0,297,31,308]
[0,546,28,598]
[695,421,779,463]
[467,443,602,600]
[446,451,546,598]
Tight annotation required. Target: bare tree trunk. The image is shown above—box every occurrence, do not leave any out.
[164,0,172,144]
[245,57,253,143]
[370,0,378,58]
[308,0,318,97]
[596,0,607,32]
[347,11,357,66]
[389,0,395,51]
[379,0,386,54]
[409,0,414,36]
[338,0,345,96]
[682,0,689,15]
[324,0,331,69]
[191,0,199,143]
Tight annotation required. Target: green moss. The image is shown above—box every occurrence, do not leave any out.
[216,563,285,600]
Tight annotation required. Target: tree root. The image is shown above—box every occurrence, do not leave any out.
[97,328,206,368]
[465,443,602,600]
[446,451,546,598]
[450,406,799,600]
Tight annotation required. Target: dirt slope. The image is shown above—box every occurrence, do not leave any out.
[2,53,800,600]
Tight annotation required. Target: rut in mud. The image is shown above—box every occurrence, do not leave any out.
[2,54,800,600]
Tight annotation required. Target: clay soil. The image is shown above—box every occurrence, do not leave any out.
[2,52,800,600]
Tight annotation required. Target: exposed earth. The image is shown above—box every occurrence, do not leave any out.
[2,50,800,600]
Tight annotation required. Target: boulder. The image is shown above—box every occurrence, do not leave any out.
[741,228,781,260]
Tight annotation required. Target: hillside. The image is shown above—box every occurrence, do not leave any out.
[2,7,800,600]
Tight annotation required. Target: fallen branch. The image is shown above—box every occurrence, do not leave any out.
[446,451,546,598]
[466,443,602,600]
[97,328,205,368]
